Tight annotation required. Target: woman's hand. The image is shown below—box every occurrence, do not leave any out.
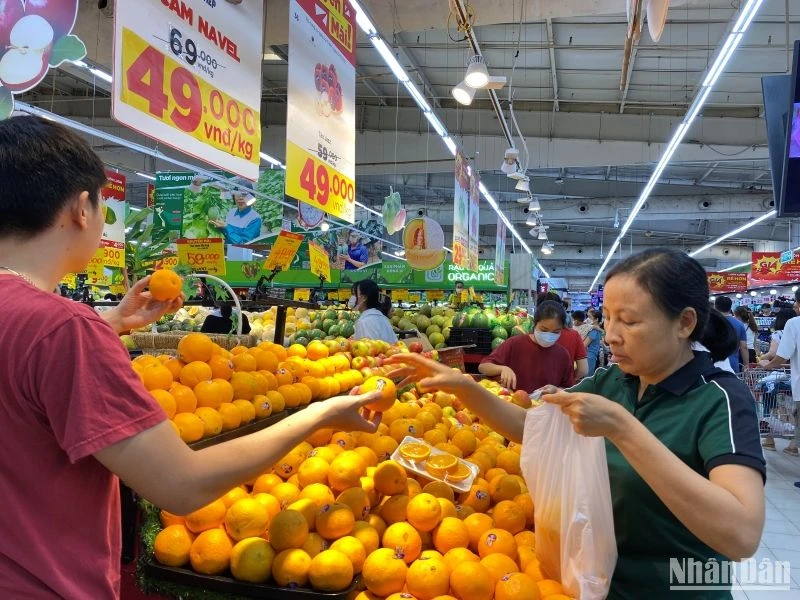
[384,353,472,395]
[210,219,226,228]
[102,275,184,334]
[316,390,383,433]
[498,366,517,390]
[543,390,630,439]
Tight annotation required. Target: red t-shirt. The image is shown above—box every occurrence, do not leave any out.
[480,334,574,393]
[556,327,588,364]
[0,276,166,599]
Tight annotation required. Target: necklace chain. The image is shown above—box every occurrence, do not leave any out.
[0,266,36,287]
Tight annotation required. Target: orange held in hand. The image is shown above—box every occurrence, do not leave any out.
[148,269,183,302]
[359,376,397,412]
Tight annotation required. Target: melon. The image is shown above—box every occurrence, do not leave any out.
[415,315,431,331]
[418,304,433,317]
[426,324,441,337]
[443,327,451,341]
[491,337,505,349]
[491,326,508,341]
[471,313,491,330]
[429,332,445,347]
[452,313,470,328]
[510,325,528,337]
[398,318,415,331]
[431,315,446,328]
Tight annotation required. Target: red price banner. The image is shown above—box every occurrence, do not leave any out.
[286,143,355,223]
[177,238,226,275]
[751,252,800,281]
[118,28,259,174]
[708,272,748,293]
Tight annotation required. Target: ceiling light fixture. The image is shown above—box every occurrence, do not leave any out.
[135,171,155,180]
[750,291,757,296]
[541,242,554,255]
[395,249,406,257]
[320,221,330,232]
[688,210,776,257]
[526,215,538,227]
[528,198,541,212]
[538,230,548,240]
[464,55,489,88]
[500,148,519,174]
[515,178,530,192]
[259,152,283,166]
[587,0,764,291]
[451,81,476,106]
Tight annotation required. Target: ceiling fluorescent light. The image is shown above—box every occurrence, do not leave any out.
[442,136,457,156]
[719,261,752,272]
[262,52,283,61]
[135,171,155,180]
[464,55,489,88]
[732,0,764,33]
[259,152,283,167]
[702,33,742,87]
[89,68,112,83]
[689,210,776,257]
[451,80,475,106]
[403,81,431,113]
[356,201,382,217]
[349,0,378,36]
[425,112,447,137]
[371,37,409,83]
[444,246,453,253]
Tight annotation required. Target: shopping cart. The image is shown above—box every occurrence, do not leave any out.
[738,368,796,438]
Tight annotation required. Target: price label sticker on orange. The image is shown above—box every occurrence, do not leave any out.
[177,238,226,275]
[293,288,311,302]
[286,143,355,223]
[308,241,331,282]
[264,230,304,271]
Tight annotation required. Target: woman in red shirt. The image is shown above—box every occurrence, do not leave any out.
[478,301,574,392]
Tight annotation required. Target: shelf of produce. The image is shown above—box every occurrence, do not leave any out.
[187,408,303,451]
[238,299,318,345]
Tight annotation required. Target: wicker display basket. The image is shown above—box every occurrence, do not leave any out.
[131,330,260,351]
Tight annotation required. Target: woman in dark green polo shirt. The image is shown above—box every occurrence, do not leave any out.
[386,248,765,599]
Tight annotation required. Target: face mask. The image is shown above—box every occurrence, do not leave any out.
[534,330,560,347]
[348,295,357,309]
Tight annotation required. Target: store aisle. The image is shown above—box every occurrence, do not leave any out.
[732,438,800,599]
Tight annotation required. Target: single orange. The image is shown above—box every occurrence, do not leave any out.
[149,269,183,302]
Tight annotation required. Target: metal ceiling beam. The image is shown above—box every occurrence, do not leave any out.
[618,42,639,114]
[694,162,719,184]
[356,66,387,106]
[545,19,559,112]
[394,32,440,109]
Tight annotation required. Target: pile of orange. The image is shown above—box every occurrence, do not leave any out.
[151,350,573,599]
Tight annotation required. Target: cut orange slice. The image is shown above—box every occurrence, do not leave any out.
[425,453,458,478]
[445,462,472,482]
[399,442,431,462]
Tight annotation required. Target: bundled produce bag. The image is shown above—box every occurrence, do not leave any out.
[520,402,616,599]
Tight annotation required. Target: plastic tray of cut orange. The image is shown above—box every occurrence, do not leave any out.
[391,436,479,494]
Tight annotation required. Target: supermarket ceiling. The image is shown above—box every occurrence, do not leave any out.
[20,0,800,288]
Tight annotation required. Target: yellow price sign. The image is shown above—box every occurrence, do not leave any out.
[177,238,226,275]
[308,241,331,282]
[120,27,260,168]
[86,263,112,286]
[154,254,179,271]
[409,293,421,303]
[339,289,351,301]
[294,288,311,302]
[427,290,444,301]
[60,274,77,288]
[286,142,355,223]
[392,289,409,302]
[110,284,127,296]
[264,230,304,271]
[91,241,125,269]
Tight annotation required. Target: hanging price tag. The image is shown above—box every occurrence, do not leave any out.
[308,241,331,282]
[86,263,112,286]
[109,284,127,296]
[93,240,125,269]
[60,274,77,289]
[392,289,409,302]
[293,288,311,301]
[177,238,226,275]
[264,230,304,271]
[286,145,356,224]
[154,254,179,271]
[427,290,444,301]
[408,293,421,303]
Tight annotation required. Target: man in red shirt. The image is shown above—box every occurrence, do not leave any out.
[0,117,380,599]
[556,326,589,381]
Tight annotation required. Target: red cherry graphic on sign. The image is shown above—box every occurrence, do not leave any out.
[24,0,79,39]
[0,0,24,48]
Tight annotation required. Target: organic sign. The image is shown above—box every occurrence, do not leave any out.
[113,0,264,179]
[285,0,357,222]
[177,237,226,275]
[707,272,748,293]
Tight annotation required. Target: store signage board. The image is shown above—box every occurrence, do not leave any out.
[781,249,795,264]
[495,220,506,285]
[452,151,470,268]
[707,272,748,293]
[98,171,127,268]
[427,290,445,301]
[177,237,226,275]
[468,171,480,272]
[308,240,332,282]
[752,251,800,281]
[264,230,305,271]
[112,0,263,180]
[392,289,409,302]
[285,0,357,223]
[294,288,311,301]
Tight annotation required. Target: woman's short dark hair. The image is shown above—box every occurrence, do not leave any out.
[605,248,736,352]
[572,310,586,322]
[220,303,233,319]
[353,279,391,316]
[774,309,795,332]
[0,116,106,238]
[534,300,566,327]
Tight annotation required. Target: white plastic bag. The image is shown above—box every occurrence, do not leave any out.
[520,403,617,600]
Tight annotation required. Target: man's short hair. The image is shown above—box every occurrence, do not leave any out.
[0,116,106,238]
[714,296,733,313]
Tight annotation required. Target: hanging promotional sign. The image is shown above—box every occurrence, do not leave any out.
[293,288,311,301]
[0,0,86,120]
[452,151,470,268]
[308,240,331,282]
[112,0,263,180]
[285,0,357,223]
[404,217,446,271]
[707,272,748,293]
[495,220,506,285]
[264,230,304,271]
[177,238,226,275]
[468,171,480,272]
[751,252,800,281]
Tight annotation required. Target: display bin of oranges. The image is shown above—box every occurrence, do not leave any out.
[131,331,259,351]
[392,436,479,494]
[138,501,362,600]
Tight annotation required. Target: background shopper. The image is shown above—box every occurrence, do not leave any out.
[735,305,759,364]
[351,279,397,344]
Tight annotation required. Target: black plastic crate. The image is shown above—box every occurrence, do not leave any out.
[448,327,493,354]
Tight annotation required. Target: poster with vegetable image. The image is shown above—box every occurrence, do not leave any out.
[495,220,506,285]
[285,0,356,223]
[452,150,470,268]
[152,170,284,245]
[468,169,480,272]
